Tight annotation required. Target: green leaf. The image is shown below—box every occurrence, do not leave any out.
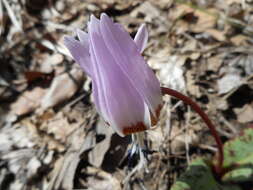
[223,127,253,167]
[223,167,253,183]
[222,127,253,182]
[171,158,240,190]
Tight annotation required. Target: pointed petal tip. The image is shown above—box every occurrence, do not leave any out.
[90,14,96,20]
[134,23,148,53]
[101,12,113,24]
[76,29,89,44]
[90,14,99,22]
[101,13,109,19]
[89,14,101,31]
[140,23,146,29]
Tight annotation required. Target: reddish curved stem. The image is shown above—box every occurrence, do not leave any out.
[161,87,224,175]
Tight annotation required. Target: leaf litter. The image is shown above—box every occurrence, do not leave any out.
[1,0,253,189]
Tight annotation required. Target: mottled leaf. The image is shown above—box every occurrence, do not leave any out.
[222,127,253,182]
[171,158,241,190]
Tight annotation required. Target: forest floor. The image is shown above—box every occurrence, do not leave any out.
[1,0,253,189]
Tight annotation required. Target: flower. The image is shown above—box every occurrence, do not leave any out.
[64,13,162,136]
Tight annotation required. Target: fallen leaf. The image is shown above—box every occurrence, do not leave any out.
[186,70,201,98]
[148,50,186,91]
[40,112,77,143]
[230,35,248,46]
[234,104,253,123]
[41,68,84,109]
[88,119,114,168]
[206,28,226,41]
[207,54,223,73]
[85,167,121,190]
[11,87,47,116]
[218,74,243,94]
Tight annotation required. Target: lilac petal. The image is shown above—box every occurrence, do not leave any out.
[100,13,162,118]
[76,29,89,49]
[89,15,151,136]
[63,36,93,77]
[134,24,148,53]
[88,16,110,123]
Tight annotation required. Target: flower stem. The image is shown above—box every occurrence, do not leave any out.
[161,87,224,176]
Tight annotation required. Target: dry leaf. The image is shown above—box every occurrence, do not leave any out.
[234,104,253,123]
[170,123,198,153]
[85,167,121,190]
[218,74,243,94]
[147,127,165,150]
[207,54,223,73]
[45,53,64,66]
[206,28,226,41]
[40,112,77,143]
[89,119,114,168]
[186,70,201,98]
[11,87,47,116]
[41,68,84,109]
[230,34,248,46]
[148,50,186,91]
[191,8,218,33]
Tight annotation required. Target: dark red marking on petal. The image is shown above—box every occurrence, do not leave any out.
[123,122,147,135]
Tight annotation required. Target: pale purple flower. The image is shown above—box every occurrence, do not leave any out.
[64,13,162,136]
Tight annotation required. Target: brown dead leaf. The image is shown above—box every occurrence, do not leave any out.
[45,53,64,66]
[11,87,47,116]
[170,4,218,33]
[131,1,160,22]
[168,4,193,21]
[40,112,78,143]
[206,28,226,41]
[227,2,244,18]
[192,9,218,33]
[218,74,243,94]
[148,49,186,91]
[230,34,248,46]
[147,126,165,150]
[41,68,84,110]
[48,127,96,190]
[84,167,121,190]
[88,119,114,168]
[186,70,201,98]
[207,54,223,73]
[170,123,198,153]
[129,1,169,35]
[234,104,253,123]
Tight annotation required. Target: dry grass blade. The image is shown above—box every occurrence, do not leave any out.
[2,0,22,32]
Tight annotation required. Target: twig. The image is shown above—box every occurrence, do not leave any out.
[220,115,237,135]
[198,144,217,152]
